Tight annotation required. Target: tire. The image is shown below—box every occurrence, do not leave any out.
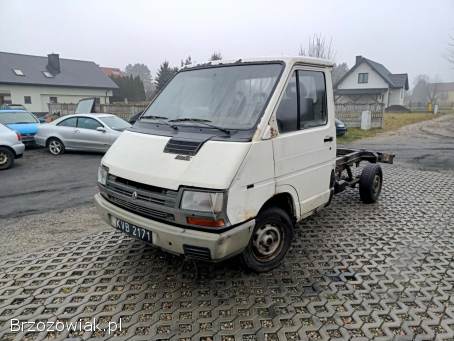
[0,147,14,170]
[359,164,383,204]
[47,138,65,155]
[240,207,294,272]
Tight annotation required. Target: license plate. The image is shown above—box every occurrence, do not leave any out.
[113,218,152,243]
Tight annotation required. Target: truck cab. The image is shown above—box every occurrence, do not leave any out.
[95,57,390,272]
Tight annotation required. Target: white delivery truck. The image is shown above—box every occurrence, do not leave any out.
[95,57,394,272]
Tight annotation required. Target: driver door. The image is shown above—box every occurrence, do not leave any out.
[272,67,336,216]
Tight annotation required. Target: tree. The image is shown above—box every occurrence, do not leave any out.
[332,62,349,86]
[180,55,192,68]
[110,75,146,102]
[410,74,440,107]
[209,51,222,61]
[299,33,335,60]
[125,63,153,98]
[155,61,178,91]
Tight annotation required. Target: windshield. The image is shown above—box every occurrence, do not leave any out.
[0,112,38,124]
[142,63,283,130]
[99,116,131,131]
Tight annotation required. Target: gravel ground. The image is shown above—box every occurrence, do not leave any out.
[0,205,109,258]
[347,113,454,174]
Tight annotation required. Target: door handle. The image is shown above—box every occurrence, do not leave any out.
[74,129,80,133]
[324,136,333,143]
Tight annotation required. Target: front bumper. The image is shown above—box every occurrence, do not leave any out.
[94,193,255,261]
[12,143,25,158]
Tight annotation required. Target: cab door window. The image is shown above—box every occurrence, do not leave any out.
[275,73,297,133]
[299,71,327,128]
[275,70,327,133]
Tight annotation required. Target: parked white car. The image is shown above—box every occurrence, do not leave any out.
[0,123,25,170]
[35,114,131,155]
[95,57,394,272]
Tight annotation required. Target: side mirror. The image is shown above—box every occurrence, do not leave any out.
[96,127,106,133]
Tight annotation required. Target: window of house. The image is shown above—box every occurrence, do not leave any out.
[275,70,327,133]
[57,117,78,127]
[77,117,103,130]
[24,96,32,104]
[358,73,368,83]
[49,97,58,104]
[42,71,54,78]
[13,69,24,76]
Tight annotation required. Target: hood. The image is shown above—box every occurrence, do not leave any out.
[6,123,39,135]
[102,130,251,190]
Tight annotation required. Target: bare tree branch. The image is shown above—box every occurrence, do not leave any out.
[299,33,335,60]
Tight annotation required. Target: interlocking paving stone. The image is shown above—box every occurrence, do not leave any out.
[0,165,453,340]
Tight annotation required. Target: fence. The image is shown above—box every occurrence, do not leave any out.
[48,103,148,121]
[335,103,384,128]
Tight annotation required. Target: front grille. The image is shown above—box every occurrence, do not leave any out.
[183,245,211,260]
[164,138,203,156]
[106,194,175,221]
[106,175,178,207]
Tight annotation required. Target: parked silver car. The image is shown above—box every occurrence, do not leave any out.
[35,114,131,155]
[0,123,25,170]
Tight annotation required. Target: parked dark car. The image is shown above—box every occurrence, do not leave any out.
[336,119,347,137]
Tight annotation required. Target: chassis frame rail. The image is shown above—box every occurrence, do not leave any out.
[334,148,395,194]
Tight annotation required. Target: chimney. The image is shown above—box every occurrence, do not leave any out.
[47,53,60,74]
[355,55,362,65]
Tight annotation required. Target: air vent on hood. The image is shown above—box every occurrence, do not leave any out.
[164,138,204,156]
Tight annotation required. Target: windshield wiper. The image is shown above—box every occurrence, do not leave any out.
[140,115,178,130]
[168,118,231,135]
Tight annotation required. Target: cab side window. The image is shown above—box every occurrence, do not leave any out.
[275,73,297,133]
[77,117,102,130]
[299,71,327,128]
[275,70,327,133]
[57,117,77,127]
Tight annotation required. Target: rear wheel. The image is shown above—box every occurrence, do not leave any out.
[0,147,14,170]
[47,138,65,155]
[359,164,383,203]
[240,207,294,272]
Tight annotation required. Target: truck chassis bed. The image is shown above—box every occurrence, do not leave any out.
[334,148,395,194]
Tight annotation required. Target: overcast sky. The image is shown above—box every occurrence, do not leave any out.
[1,0,453,86]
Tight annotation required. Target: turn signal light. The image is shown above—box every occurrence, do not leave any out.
[186,216,225,227]
[16,132,21,141]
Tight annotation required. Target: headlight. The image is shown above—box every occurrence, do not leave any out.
[180,190,224,213]
[98,165,108,185]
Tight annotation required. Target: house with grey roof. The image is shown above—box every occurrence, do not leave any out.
[334,56,409,108]
[0,51,118,114]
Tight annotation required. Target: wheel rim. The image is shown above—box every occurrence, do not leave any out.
[0,151,8,165]
[49,140,62,154]
[372,174,382,194]
[252,223,283,261]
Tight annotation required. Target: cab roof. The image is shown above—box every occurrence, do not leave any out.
[192,56,335,68]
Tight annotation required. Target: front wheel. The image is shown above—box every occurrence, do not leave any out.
[0,147,14,170]
[47,138,65,155]
[240,207,294,272]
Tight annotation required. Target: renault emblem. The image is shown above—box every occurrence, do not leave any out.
[132,191,138,200]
